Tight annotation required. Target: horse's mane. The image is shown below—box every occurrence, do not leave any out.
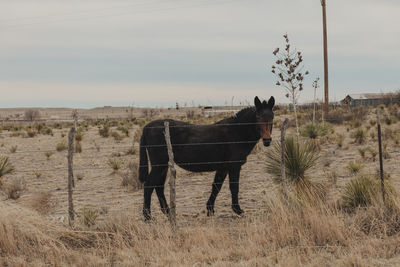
[215,106,256,124]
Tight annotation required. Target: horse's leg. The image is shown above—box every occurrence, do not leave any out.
[206,169,228,216]
[143,168,164,221]
[229,167,244,215]
[143,181,154,221]
[155,167,169,215]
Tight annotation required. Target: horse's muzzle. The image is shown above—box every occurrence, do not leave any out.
[263,138,272,147]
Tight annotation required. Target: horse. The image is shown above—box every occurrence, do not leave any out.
[138,96,275,220]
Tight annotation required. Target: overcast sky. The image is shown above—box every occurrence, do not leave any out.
[1,0,399,108]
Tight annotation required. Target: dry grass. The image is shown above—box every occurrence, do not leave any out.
[1,192,400,266]
[120,161,142,190]
[3,177,26,200]
[28,192,55,214]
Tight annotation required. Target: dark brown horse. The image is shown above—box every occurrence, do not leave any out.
[139,96,275,220]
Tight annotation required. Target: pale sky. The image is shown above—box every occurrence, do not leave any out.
[1,0,399,108]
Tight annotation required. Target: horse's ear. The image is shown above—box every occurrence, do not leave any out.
[254,96,262,111]
[267,96,275,109]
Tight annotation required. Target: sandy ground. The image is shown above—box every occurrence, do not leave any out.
[0,107,399,228]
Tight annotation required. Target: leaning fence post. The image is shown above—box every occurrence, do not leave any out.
[280,118,290,200]
[164,121,177,230]
[68,127,75,226]
[376,110,385,203]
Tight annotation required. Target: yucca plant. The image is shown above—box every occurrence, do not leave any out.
[342,176,377,209]
[0,157,14,177]
[266,136,319,184]
[341,175,395,210]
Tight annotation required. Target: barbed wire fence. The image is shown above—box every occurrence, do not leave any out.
[0,110,398,229]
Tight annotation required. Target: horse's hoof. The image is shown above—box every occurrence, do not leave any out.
[143,210,152,221]
[161,207,170,215]
[206,206,215,217]
[232,205,244,216]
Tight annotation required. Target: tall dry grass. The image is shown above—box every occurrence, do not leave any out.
[1,191,400,266]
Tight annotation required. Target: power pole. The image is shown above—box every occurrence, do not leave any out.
[321,0,329,113]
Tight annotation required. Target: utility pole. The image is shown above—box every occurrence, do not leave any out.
[321,0,329,113]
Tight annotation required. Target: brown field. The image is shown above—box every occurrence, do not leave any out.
[1,104,400,266]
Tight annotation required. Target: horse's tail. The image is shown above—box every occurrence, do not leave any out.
[139,132,148,183]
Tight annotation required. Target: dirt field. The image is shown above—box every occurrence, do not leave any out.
[1,105,400,266]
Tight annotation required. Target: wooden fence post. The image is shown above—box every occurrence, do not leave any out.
[280,118,290,200]
[68,127,75,226]
[164,121,177,230]
[376,110,385,203]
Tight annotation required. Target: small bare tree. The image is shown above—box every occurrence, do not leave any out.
[25,109,40,121]
[271,34,309,135]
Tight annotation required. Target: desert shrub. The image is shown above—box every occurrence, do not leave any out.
[324,109,345,124]
[34,171,42,179]
[377,104,386,111]
[9,145,17,153]
[26,129,37,138]
[99,125,109,137]
[142,109,158,118]
[121,162,142,190]
[4,177,26,199]
[108,158,122,172]
[352,128,366,144]
[342,176,377,209]
[346,161,363,175]
[75,131,83,142]
[126,146,137,155]
[24,109,40,121]
[0,157,14,178]
[300,123,332,139]
[111,131,123,141]
[384,116,396,125]
[81,207,98,227]
[370,131,376,140]
[56,141,67,152]
[336,133,345,148]
[266,136,319,184]
[44,151,54,159]
[34,123,45,133]
[45,127,53,135]
[341,175,396,210]
[76,173,84,181]
[350,120,362,128]
[29,192,54,214]
[117,126,130,137]
[358,147,367,158]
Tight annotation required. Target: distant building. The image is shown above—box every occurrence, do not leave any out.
[341,93,398,107]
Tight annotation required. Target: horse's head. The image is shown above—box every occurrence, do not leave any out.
[254,96,275,147]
